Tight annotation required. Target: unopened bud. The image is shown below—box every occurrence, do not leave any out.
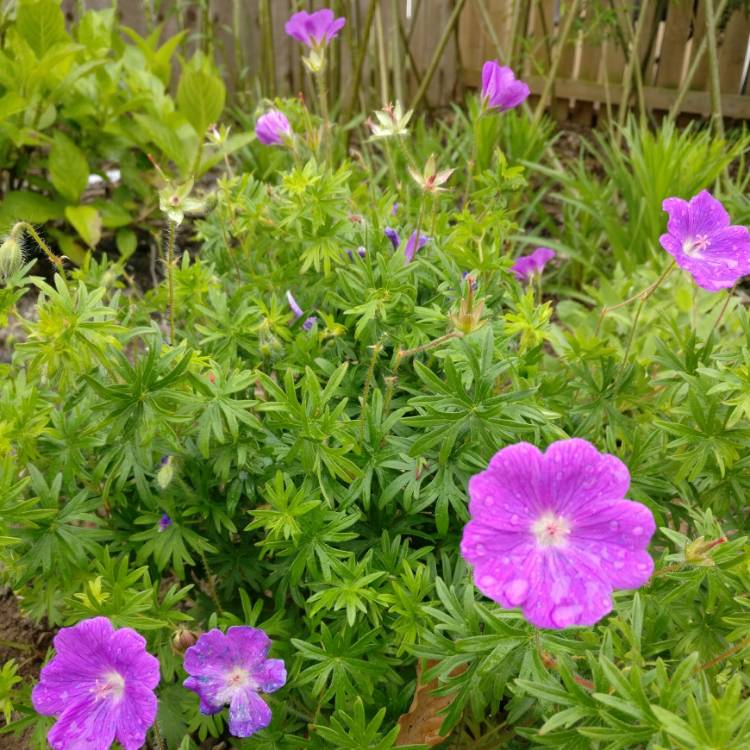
[0,235,23,281]
[156,456,174,490]
[685,535,727,566]
[172,628,199,654]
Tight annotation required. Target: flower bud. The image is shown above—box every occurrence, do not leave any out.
[172,628,199,654]
[0,235,23,281]
[685,535,727,566]
[156,456,174,490]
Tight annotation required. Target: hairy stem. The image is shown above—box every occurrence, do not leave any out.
[166,220,176,344]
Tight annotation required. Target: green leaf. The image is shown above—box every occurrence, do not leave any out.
[177,54,225,137]
[50,133,89,203]
[65,205,102,248]
[16,0,69,58]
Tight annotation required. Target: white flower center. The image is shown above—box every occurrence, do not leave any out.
[682,233,710,258]
[531,512,571,548]
[93,671,125,702]
[215,665,254,705]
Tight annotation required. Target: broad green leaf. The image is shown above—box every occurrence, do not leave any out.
[49,132,89,203]
[176,54,225,137]
[65,205,102,248]
[16,0,69,58]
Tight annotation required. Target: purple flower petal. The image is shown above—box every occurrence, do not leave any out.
[384,227,400,249]
[286,290,304,318]
[461,439,655,630]
[660,190,750,291]
[285,9,346,47]
[183,627,286,739]
[256,110,291,146]
[32,617,160,750]
[404,230,429,263]
[228,687,273,737]
[481,61,530,111]
[512,247,556,282]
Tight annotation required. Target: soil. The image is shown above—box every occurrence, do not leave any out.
[0,589,51,747]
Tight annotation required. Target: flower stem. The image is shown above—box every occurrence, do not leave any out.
[397,331,463,361]
[699,635,750,672]
[596,260,676,335]
[166,220,176,344]
[315,66,331,163]
[151,720,166,750]
[711,285,735,333]
[198,548,223,615]
[11,222,65,277]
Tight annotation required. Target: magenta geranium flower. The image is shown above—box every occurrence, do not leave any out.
[32,617,160,750]
[404,231,429,263]
[481,61,530,111]
[285,9,345,48]
[255,110,292,146]
[183,627,286,738]
[512,247,555,282]
[461,439,656,629]
[286,290,316,330]
[660,190,750,291]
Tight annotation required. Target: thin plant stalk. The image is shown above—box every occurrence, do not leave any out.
[409,0,468,112]
[316,65,332,162]
[532,0,581,127]
[704,0,725,139]
[259,0,276,96]
[166,220,176,344]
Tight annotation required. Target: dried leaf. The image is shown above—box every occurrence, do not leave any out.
[396,660,466,747]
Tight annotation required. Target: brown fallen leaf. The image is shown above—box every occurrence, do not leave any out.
[396,660,467,747]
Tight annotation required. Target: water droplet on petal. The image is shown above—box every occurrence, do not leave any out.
[609,520,619,531]
[632,526,643,536]
[551,604,583,628]
[505,578,529,606]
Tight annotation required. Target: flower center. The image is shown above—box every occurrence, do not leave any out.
[93,671,125,702]
[226,666,251,689]
[683,233,710,257]
[531,512,571,548]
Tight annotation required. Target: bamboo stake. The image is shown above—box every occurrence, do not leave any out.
[704,0,725,138]
[374,2,389,105]
[668,0,729,120]
[532,0,581,127]
[616,0,651,133]
[409,0,468,112]
[344,0,379,122]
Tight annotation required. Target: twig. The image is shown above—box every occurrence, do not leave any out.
[699,635,750,672]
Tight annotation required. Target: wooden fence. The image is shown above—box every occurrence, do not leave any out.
[60,0,750,123]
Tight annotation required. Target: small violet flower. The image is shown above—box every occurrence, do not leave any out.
[404,231,429,263]
[284,9,345,48]
[512,247,555,282]
[286,290,317,331]
[346,246,367,259]
[659,190,750,291]
[158,514,173,532]
[384,227,400,250]
[32,617,160,750]
[183,626,286,738]
[390,202,399,217]
[481,61,530,112]
[461,439,656,629]
[255,110,292,146]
